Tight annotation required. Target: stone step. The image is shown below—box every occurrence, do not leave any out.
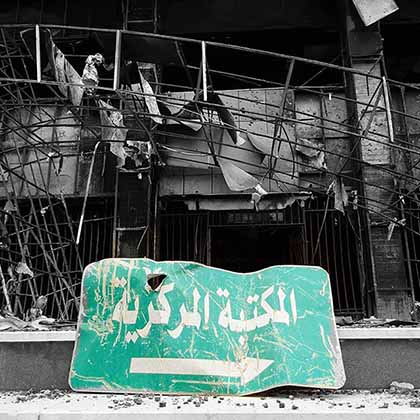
[1,328,420,391]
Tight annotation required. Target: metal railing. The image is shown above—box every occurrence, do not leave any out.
[0,23,419,319]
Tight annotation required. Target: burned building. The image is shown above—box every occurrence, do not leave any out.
[0,0,419,324]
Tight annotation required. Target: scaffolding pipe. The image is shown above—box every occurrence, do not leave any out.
[35,24,41,83]
[382,76,395,144]
[0,265,12,313]
[201,41,208,101]
[76,141,103,245]
[113,30,122,91]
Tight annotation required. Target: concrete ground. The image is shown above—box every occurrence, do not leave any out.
[2,390,420,419]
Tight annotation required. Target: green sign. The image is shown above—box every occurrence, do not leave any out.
[70,259,345,395]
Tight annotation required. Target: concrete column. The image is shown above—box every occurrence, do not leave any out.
[343,1,412,320]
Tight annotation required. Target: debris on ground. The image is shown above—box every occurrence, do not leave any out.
[410,302,420,322]
[336,316,354,326]
[2,388,420,412]
[337,316,419,328]
[390,381,415,393]
[0,310,75,331]
[14,389,67,403]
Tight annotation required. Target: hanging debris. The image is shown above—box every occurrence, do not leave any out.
[352,0,399,26]
[296,138,327,171]
[54,47,85,106]
[331,177,349,214]
[98,99,128,167]
[82,53,105,93]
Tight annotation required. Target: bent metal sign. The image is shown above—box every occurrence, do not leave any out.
[69,259,345,395]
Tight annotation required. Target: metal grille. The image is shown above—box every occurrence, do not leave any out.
[159,206,303,263]
[159,202,364,317]
[305,198,364,316]
[402,196,420,300]
[159,213,209,263]
[0,197,114,320]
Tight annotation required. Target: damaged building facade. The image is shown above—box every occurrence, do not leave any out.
[0,0,420,324]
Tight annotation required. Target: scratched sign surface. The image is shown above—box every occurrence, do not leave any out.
[69,259,345,395]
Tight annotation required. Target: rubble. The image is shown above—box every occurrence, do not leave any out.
[390,382,415,393]
[337,316,419,328]
[1,389,420,415]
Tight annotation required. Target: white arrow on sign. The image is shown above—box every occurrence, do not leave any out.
[130,357,273,385]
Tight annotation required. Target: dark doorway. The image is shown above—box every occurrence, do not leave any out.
[210,226,305,273]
